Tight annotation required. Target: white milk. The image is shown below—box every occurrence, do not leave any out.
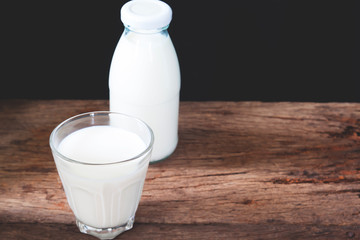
[109,0,181,162]
[53,126,150,229]
[59,126,146,164]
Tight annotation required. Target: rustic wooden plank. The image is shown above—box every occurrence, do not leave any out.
[1,222,360,240]
[1,100,360,239]
[0,100,108,225]
[138,101,360,227]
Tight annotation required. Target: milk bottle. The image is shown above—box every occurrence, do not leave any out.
[109,0,181,163]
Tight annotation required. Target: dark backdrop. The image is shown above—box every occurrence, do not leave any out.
[2,0,359,102]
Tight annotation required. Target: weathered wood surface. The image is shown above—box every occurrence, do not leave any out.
[1,100,360,239]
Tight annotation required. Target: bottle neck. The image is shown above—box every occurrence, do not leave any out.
[124,25,169,35]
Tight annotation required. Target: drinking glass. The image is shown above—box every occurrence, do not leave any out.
[49,111,154,239]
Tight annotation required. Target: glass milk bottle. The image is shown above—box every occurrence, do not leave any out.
[109,0,181,163]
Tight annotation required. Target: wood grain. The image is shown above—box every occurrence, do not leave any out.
[1,222,360,240]
[1,100,360,239]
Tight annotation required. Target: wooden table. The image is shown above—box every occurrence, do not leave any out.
[1,100,360,239]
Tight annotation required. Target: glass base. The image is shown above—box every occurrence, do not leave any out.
[76,217,134,240]
[150,148,177,164]
[150,155,170,164]
[150,138,178,164]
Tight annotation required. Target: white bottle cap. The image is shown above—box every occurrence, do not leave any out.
[121,0,172,30]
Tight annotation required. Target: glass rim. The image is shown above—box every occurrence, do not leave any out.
[49,111,154,166]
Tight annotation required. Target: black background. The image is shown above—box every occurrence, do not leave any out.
[1,0,359,102]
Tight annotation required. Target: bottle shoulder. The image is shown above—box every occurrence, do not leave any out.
[109,31,180,104]
[109,33,180,84]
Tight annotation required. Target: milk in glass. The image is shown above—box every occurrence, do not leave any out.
[53,126,149,229]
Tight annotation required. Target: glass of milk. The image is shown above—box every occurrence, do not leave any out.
[49,111,154,239]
